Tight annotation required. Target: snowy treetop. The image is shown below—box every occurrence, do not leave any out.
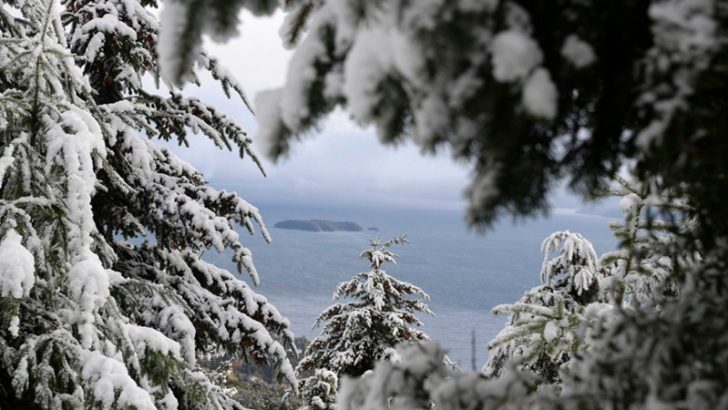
[298,237,432,379]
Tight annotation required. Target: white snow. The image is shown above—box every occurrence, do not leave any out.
[0,230,35,299]
[85,32,106,62]
[255,89,288,160]
[68,255,111,347]
[391,30,426,87]
[157,304,197,365]
[119,132,154,181]
[126,324,182,361]
[44,107,109,348]
[649,0,716,54]
[280,19,328,130]
[561,35,596,68]
[279,1,311,49]
[8,316,20,337]
[343,28,393,123]
[82,351,156,410]
[543,321,559,342]
[68,255,111,312]
[490,30,543,82]
[158,0,199,85]
[413,94,449,147]
[0,136,26,185]
[619,192,641,213]
[82,14,137,40]
[522,68,558,120]
[469,169,498,213]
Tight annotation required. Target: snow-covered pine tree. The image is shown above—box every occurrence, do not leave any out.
[0,0,294,408]
[297,236,431,383]
[484,231,602,384]
[598,176,679,310]
[561,178,703,408]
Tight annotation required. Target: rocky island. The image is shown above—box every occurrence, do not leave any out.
[274,219,365,232]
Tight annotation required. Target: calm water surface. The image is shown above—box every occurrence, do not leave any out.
[207,205,617,368]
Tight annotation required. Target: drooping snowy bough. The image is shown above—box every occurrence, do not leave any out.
[159,0,727,237]
[0,0,295,408]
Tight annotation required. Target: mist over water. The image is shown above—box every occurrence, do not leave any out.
[207,204,617,368]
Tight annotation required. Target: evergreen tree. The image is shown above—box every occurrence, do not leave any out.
[297,236,431,382]
[0,0,294,408]
[598,176,680,310]
[561,178,701,408]
[484,231,602,384]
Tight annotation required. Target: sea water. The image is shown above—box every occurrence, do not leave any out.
[206,204,617,369]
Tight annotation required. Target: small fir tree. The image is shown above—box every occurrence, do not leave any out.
[297,236,432,388]
[598,176,680,310]
[484,231,602,384]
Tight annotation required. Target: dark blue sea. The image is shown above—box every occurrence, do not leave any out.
[206,204,617,369]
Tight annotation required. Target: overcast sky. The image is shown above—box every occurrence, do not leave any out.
[164,11,587,213]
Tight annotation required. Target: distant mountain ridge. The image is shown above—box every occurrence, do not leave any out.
[274,219,365,232]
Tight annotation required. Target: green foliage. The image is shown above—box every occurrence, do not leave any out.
[140,350,182,391]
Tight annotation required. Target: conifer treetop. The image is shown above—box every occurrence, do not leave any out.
[297,236,431,379]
